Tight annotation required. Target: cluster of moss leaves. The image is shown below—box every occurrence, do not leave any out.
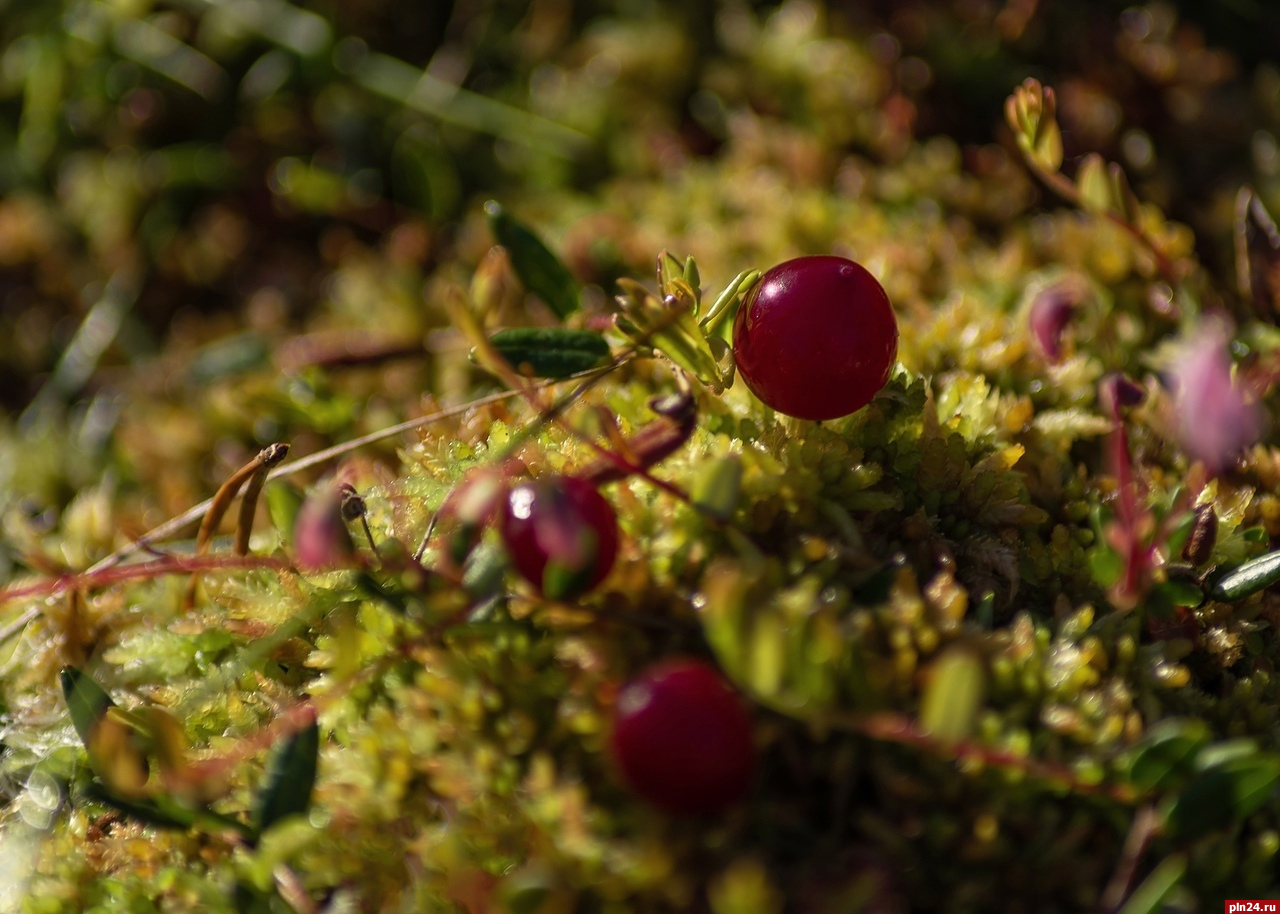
[4,1,1280,912]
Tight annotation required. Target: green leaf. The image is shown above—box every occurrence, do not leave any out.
[253,720,320,837]
[1077,154,1112,213]
[1163,510,1196,560]
[482,327,610,378]
[1193,738,1259,771]
[1088,545,1123,588]
[84,782,196,831]
[85,784,255,839]
[700,268,760,336]
[1163,753,1280,837]
[484,201,579,318]
[1032,118,1063,172]
[919,646,986,744]
[461,539,509,599]
[60,667,116,748]
[265,481,305,545]
[1126,719,1210,791]
[682,255,700,292]
[1207,549,1280,601]
[1115,854,1186,914]
[1150,579,1203,610]
[691,455,743,521]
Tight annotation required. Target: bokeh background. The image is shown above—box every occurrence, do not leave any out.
[4,4,1280,912]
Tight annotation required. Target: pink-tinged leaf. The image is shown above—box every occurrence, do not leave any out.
[1099,373,1145,420]
[293,484,355,571]
[1029,279,1086,363]
[1170,323,1261,475]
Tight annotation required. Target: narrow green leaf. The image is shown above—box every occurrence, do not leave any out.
[461,539,509,599]
[919,646,986,744]
[484,201,579,318]
[85,782,252,838]
[60,667,116,748]
[482,327,610,378]
[253,720,320,836]
[84,782,196,831]
[1115,854,1186,914]
[1126,719,1210,791]
[1163,510,1196,560]
[700,269,760,335]
[1163,754,1280,836]
[1194,738,1260,772]
[265,481,305,545]
[657,251,684,292]
[1207,549,1280,601]
[682,255,700,292]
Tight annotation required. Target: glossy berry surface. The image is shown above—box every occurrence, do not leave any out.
[609,658,755,816]
[732,255,898,420]
[500,475,618,599]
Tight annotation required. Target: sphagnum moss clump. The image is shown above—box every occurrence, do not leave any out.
[3,2,1280,912]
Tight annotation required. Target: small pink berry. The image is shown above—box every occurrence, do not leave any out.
[500,476,618,599]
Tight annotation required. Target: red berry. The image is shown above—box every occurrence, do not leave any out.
[732,256,898,420]
[500,475,618,599]
[609,658,755,816]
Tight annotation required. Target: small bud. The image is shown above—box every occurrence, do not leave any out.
[294,484,355,571]
[469,245,519,320]
[1006,79,1062,171]
[338,483,366,522]
[1099,373,1146,420]
[1182,504,1218,567]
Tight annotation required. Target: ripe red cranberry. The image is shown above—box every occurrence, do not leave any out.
[500,475,618,599]
[732,256,898,420]
[609,658,755,816]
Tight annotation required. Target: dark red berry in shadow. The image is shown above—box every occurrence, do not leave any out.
[500,475,618,599]
[732,255,898,420]
[609,658,755,816]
